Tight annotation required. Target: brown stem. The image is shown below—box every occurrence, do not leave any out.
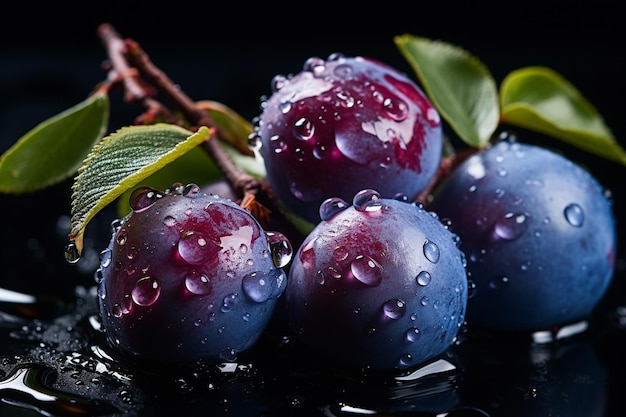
[97,23,177,123]
[96,23,299,240]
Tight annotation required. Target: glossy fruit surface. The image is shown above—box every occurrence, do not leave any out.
[429,136,617,332]
[286,189,468,370]
[251,53,443,223]
[96,183,293,366]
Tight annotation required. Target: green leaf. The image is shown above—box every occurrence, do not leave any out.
[196,100,254,156]
[116,145,222,219]
[500,66,626,166]
[69,123,212,252]
[394,34,500,148]
[0,91,109,193]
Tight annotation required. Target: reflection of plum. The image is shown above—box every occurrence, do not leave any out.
[459,329,607,416]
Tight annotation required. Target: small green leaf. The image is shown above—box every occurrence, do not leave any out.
[0,91,109,193]
[196,100,254,156]
[116,145,221,219]
[394,34,499,148]
[500,66,626,166]
[69,123,212,252]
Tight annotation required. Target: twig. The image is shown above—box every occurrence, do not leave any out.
[95,23,303,242]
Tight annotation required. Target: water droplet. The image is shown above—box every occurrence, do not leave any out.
[333,62,352,78]
[182,183,201,197]
[271,74,287,92]
[221,293,238,312]
[405,327,421,342]
[397,354,414,368]
[416,270,431,286]
[383,299,406,319]
[266,231,293,268]
[248,132,262,152]
[294,117,315,140]
[353,189,382,212]
[64,241,80,264]
[184,271,212,295]
[242,271,274,302]
[319,197,349,220]
[333,246,349,262]
[303,56,325,73]
[131,276,160,306]
[382,97,408,121]
[129,186,163,211]
[351,255,382,286]
[178,231,220,265]
[279,100,292,114]
[423,240,440,263]
[493,212,528,241]
[271,268,288,297]
[564,203,584,227]
[270,134,287,154]
[163,215,177,227]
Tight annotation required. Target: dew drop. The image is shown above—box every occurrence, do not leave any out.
[416,270,431,286]
[266,231,293,268]
[353,189,382,212]
[271,74,288,92]
[116,231,127,246]
[294,117,315,140]
[333,246,349,262]
[405,327,421,342]
[493,212,529,241]
[564,203,584,227]
[382,97,408,121]
[221,293,238,312]
[351,255,383,286]
[270,134,288,153]
[423,240,440,263]
[64,241,80,264]
[247,132,262,152]
[131,277,160,306]
[319,197,349,220]
[271,268,288,297]
[163,216,177,227]
[332,62,352,78]
[242,271,274,303]
[383,299,406,319]
[279,100,292,114]
[182,183,201,197]
[303,56,325,73]
[397,354,414,368]
[184,271,212,295]
[129,186,163,211]
[178,231,220,265]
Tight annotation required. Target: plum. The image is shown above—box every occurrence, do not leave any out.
[429,135,617,332]
[285,189,468,370]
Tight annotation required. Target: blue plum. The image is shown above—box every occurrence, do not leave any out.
[285,189,468,370]
[429,135,617,332]
[250,53,443,223]
[95,183,293,366]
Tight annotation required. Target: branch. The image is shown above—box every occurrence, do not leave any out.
[95,23,303,243]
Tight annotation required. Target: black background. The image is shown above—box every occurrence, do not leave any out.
[1,2,625,416]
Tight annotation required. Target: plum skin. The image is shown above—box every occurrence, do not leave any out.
[95,184,291,366]
[253,53,443,223]
[429,138,617,332]
[285,190,468,370]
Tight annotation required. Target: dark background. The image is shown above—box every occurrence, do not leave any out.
[1,3,625,416]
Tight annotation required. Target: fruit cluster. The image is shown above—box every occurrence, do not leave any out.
[94,52,617,373]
